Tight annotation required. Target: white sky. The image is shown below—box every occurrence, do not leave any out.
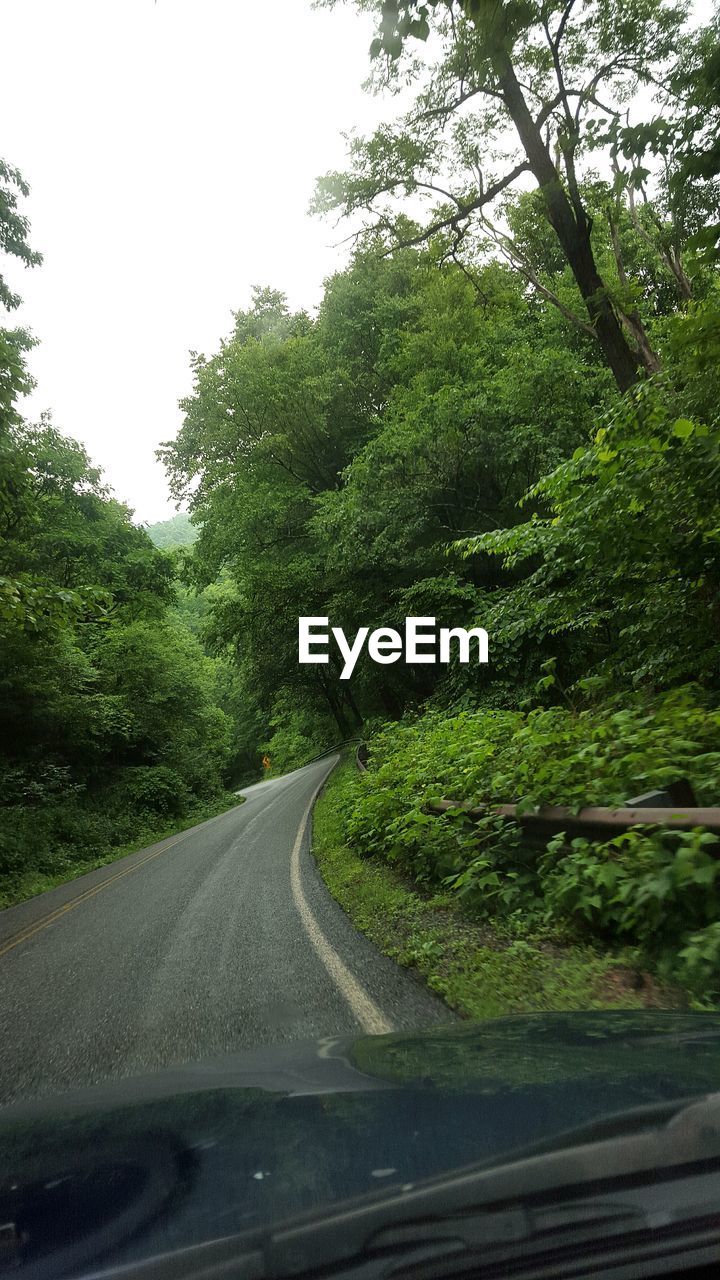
[2,0,378,523]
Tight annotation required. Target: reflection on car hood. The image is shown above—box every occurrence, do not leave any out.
[3,1012,720,1275]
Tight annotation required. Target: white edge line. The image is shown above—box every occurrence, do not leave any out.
[290,763,394,1037]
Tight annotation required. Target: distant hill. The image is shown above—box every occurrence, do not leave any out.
[145,512,198,549]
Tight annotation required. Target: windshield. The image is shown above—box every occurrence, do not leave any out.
[1,1,719,1277]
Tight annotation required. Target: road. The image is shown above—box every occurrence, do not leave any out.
[0,756,452,1105]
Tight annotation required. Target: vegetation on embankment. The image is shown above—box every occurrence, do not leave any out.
[0,791,244,912]
[0,171,252,905]
[313,761,685,1018]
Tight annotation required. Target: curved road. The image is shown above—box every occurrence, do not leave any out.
[0,757,451,1105]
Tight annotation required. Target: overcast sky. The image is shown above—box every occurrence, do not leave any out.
[2,0,379,523]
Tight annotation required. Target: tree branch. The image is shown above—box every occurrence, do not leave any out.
[554,0,579,52]
[417,81,502,121]
[375,160,532,252]
[479,214,597,338]
[626,182,693,301]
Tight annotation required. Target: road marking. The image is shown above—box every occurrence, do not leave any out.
[290,769,394,1037]
[3,771,396,1045]
[0,805,242,960]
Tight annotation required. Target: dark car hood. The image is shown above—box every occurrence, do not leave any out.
[4,1012,720,1276]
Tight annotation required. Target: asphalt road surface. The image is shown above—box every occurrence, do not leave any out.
[0,756,452,1105]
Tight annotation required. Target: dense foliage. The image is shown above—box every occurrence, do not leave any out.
[145,511,197,549]
[0,169,236,902]
[161,253,612,752]
[340,691,720,993]
[466,374,720,692]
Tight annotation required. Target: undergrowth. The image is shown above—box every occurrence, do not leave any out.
[340,690,720,1003]
[312,760,685,1019]
[0,791,243,910]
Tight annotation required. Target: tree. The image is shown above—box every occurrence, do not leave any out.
[0,158,45,627]
[160,288,373,737]
[0,157,239,893]
[1,423,182,781]
[463,383,720,691]
[145,511,197,549]
[161,244,614,742]
[3,419,175,619]
[315,0,697,390]
[666,4,720,261]
[95,620,232,800]
[0,158,42,313]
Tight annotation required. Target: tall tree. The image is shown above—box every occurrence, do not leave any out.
[162,248,612,739]
[0,159,43,625]
[315,0,696,390]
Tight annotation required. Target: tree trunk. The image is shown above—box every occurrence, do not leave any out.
[665,250,693,304]
[318,673,352,738]
[618,308,662,375]
[378,683,403,718]
[608,212,662,375]
[343,682,365,729]
[495,55,642,393]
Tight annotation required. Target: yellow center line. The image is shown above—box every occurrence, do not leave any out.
[0,804,242,961]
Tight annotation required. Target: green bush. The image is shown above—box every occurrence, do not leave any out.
[540,826,720,949]
[0,807,56,878]
[345,687,720,990]
[0,803,119,879]
[102,766,188,818]
[677,923,720,1000]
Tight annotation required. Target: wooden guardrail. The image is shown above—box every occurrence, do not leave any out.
[356,745,719,838]
[426,798,720,839]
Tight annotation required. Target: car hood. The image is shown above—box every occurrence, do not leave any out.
[4,1011,720,1276]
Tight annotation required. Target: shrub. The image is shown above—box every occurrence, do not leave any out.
[102,766,188,818]
[539,826,720,949]
[345,687,720,986]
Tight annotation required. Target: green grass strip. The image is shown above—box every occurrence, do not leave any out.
[312,761,683,1020]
